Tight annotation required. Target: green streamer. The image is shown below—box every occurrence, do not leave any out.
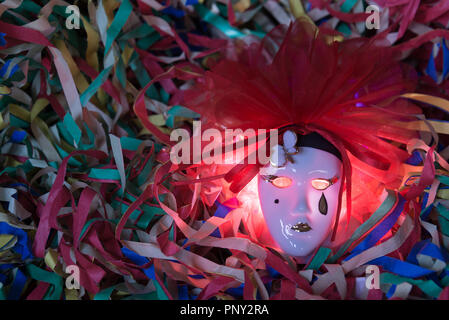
[307,247,332,270]
[194,4,246,39]
[381,273,442,298]
[26,264,63,300]
[104,0,133,56]
[80,66,113,106]
[329,190,397,262]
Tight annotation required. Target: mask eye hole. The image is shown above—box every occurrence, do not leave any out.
[311,178,331,190]
[271,176,293,188]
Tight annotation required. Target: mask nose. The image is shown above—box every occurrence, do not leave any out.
[290,191,311,217]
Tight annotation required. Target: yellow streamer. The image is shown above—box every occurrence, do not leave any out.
[0,85,11,95]
[122,45,134,67]
[65,288,80,300]
[437,189,449,199]
[0,112,6,131]
[397,93,449,135]
[396,120,449,135]
[402,93,449,114]
[9,104,30,122]
[80,15,100,72]
[55,39,90,94]
[104,0,119,25]
[44,249,59,271]
[0,234,16,250]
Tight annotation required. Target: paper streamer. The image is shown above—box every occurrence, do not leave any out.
[1,0,449,301]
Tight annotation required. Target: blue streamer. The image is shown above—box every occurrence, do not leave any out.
[407,240,447,265]
[7,182,40,197]
[121,247,155,280]
[0,222,33,260]
[421,202,433,221]
[178,285,189,300]
[208,201,234,238]
[426,48,438,82]
[7,268,27,300]
[386,284,397,299]
[344,194,405,261]
[421,191,430,212]
[10,130,27,143]
[267,265,280,278]
[226,283,244,297]
[442,40,449,79]
[162,6,185,18]
[0,33,6,46]
[0,60,10,78]
[0,264,14,271]
[368,256,434,278]
[188,274,205,279]
[406,150,423,165]
[0,60,19,79]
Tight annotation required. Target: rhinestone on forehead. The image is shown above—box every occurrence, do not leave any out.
[269,130,300,168]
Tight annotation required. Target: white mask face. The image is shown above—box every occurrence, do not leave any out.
[258,143,343,257]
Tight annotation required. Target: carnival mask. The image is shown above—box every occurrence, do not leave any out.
[258,130,343,257]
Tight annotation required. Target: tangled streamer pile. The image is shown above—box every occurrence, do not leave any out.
[2,0,449,300]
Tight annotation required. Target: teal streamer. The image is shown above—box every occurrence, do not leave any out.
[104,0,133,57]
[194,4,246,39]
[80,66,113,106]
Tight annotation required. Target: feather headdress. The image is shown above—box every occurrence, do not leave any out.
[182,18,422,238]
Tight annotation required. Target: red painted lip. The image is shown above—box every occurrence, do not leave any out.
[291,222,312,232]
